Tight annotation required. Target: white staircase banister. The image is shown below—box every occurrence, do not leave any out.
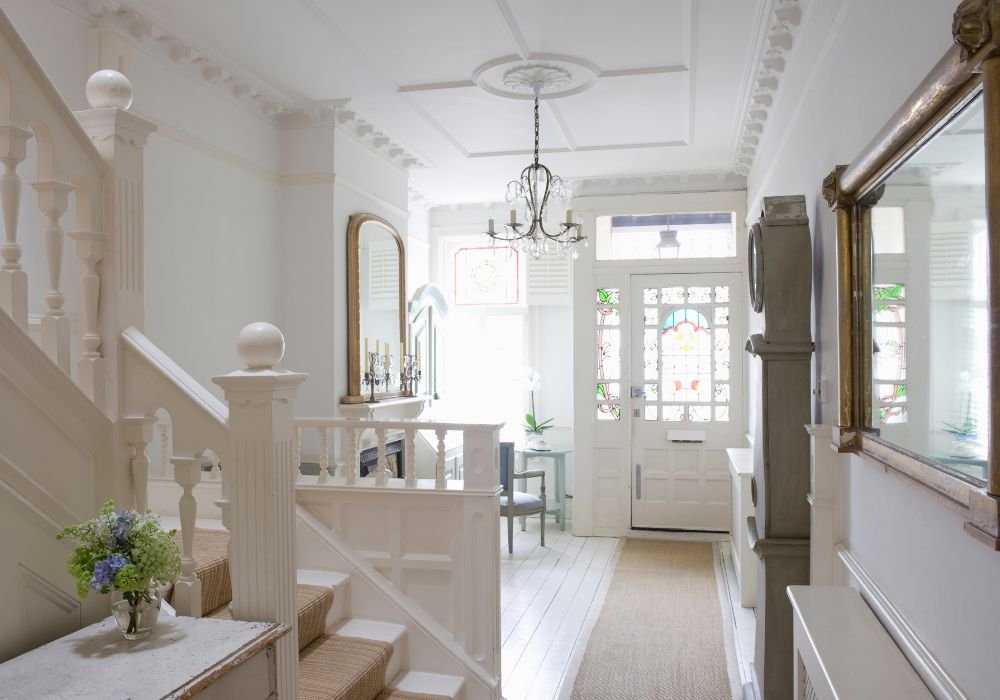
[213,322,306,699]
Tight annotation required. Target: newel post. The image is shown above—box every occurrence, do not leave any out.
[212,322,306,698]
[459,424,502,677]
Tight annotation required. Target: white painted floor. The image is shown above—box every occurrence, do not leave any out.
[499,518,618,700]
[498,518,755,700]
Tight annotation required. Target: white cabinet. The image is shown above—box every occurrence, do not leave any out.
[727,447,756,608]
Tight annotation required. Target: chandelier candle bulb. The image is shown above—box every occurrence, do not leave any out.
[365,337,369,357]
[565,209,574,224]
[488,218,495,233]
[510,209,517,225]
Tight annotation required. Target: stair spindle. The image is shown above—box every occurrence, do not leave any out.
[123,416,156,512]
[319,426,330,484]
[171,455,203,618]
[0,126,31,329]
[69,228,106,408]
[157,419,170,478]
[404,428,416,487]
[375,427,388,486]
[345,427,359,485]
[435,428,447,488]
[32,180,73,372]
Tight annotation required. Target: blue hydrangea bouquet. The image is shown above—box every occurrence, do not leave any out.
[58,501,181,639]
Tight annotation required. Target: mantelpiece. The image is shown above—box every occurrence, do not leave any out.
[338,395,432,421]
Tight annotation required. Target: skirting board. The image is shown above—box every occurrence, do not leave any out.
[835,545,967,700]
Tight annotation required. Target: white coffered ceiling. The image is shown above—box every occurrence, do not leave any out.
[122,0,773,204]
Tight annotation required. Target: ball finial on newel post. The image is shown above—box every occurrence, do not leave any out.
[237,322,285,370]
[85,69,134,110]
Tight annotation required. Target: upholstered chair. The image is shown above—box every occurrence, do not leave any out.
[499,441,546,554]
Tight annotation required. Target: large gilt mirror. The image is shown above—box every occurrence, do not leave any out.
[824,0,1000,547]
[344,213,407,404]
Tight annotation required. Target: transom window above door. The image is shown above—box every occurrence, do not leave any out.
[595,212,737,260]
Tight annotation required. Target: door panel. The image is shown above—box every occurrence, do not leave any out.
[630,273,743,530]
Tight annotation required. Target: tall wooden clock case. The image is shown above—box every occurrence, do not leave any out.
[745,195,815,700]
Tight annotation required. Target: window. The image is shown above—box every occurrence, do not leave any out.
[872,283,907,424]
[596,288,622,420]
[642,285,731,423]
[595,212,736,260]
[452,246,520,306]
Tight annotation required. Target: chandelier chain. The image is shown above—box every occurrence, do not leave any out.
[533,94,540,167]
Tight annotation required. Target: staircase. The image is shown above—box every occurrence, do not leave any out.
[0,6,502,698]
[171,524,465,700]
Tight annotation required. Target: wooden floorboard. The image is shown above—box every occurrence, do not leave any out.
[499,518,618,700]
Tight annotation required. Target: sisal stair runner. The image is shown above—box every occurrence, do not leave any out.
[177,527,450,700]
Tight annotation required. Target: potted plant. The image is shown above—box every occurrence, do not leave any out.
[58,501,181,640]
[524,368,554,451]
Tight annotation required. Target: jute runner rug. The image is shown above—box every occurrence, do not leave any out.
[569,539,732,700]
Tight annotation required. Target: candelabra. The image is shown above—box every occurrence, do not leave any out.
[362,352,385,403]
[400,354,423,397]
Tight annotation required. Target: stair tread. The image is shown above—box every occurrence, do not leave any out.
[171,528,231,616]
[377,690,452,700]
[333,618,407,645]
[208,583,332,651]
[299,634,394,700]
[383,671,464,699]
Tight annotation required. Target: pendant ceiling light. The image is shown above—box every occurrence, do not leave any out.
[483,65,587,260]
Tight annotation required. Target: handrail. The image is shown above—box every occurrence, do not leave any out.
[0,8,106,173]
[123,327,228,432]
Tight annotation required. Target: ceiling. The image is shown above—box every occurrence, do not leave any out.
[124,0,768,204]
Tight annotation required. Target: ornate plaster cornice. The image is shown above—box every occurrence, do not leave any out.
[80,0,428,169]
[733,0,802,176]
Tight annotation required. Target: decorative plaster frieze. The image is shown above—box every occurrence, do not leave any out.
[733,0,802,176]
[79,0,428,169]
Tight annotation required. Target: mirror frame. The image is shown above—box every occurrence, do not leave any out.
[343,213,407,404]
[824,0,1000,548]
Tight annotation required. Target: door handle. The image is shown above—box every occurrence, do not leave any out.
[635,463,641,500]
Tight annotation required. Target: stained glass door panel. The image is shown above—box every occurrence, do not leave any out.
[630,273,743,530]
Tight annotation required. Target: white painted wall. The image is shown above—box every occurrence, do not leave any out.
[749,1,1000,697]
[279,123,411,417]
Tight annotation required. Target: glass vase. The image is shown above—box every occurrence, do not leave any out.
[111,585,161,641]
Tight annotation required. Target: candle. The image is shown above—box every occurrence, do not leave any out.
[565,209,574,224]
[417,340,422,366]
[488,218,495,233]
[509,209,517,225]
[365,337,369,357]
[376,339,380,354]
[400,342,404,363]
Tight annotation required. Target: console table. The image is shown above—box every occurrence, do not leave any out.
[0,615,287,699]
[517,446,571,531]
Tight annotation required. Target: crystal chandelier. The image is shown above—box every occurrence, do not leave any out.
[485,86,585,260]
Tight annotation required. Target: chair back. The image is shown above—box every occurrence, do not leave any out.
[499,441,514,493]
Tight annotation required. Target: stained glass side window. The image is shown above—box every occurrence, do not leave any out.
[873,283,907,424]
[596,288,622,421]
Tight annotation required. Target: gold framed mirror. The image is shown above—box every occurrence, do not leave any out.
[824,0,1000,547]
[343,213,407,404]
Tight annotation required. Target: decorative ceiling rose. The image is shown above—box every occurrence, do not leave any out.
[473,54,598,100]
[501,64,572,95]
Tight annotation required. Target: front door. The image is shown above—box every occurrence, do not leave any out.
[630,273,743,530]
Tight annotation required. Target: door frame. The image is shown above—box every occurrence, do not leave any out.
[570,190,750,537]
[628,270,746,532]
